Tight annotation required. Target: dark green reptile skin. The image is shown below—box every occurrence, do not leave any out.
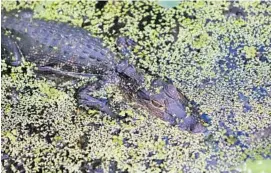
[1,9,116,74]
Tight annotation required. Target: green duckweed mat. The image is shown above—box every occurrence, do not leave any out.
[1,1,271,172]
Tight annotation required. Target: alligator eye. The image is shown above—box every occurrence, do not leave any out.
[151,100,164,108]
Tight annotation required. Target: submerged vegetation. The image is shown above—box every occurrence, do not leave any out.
[1,0,271,172]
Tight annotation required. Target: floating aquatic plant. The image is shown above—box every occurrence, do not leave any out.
[1,0,270,172]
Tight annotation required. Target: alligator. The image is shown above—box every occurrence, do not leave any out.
[1,9,206,133]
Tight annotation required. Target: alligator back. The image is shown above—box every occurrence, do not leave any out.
[1,9,116,74]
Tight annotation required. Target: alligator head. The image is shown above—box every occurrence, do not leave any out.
[136,79,206,133]
[115,60,205,133]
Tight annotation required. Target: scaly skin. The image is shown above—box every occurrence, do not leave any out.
[1,9,206,133]
[1,9,116,75]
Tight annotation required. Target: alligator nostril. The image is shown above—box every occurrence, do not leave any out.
[191,123,207,133]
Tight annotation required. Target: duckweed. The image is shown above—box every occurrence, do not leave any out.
[1,0,270,172]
